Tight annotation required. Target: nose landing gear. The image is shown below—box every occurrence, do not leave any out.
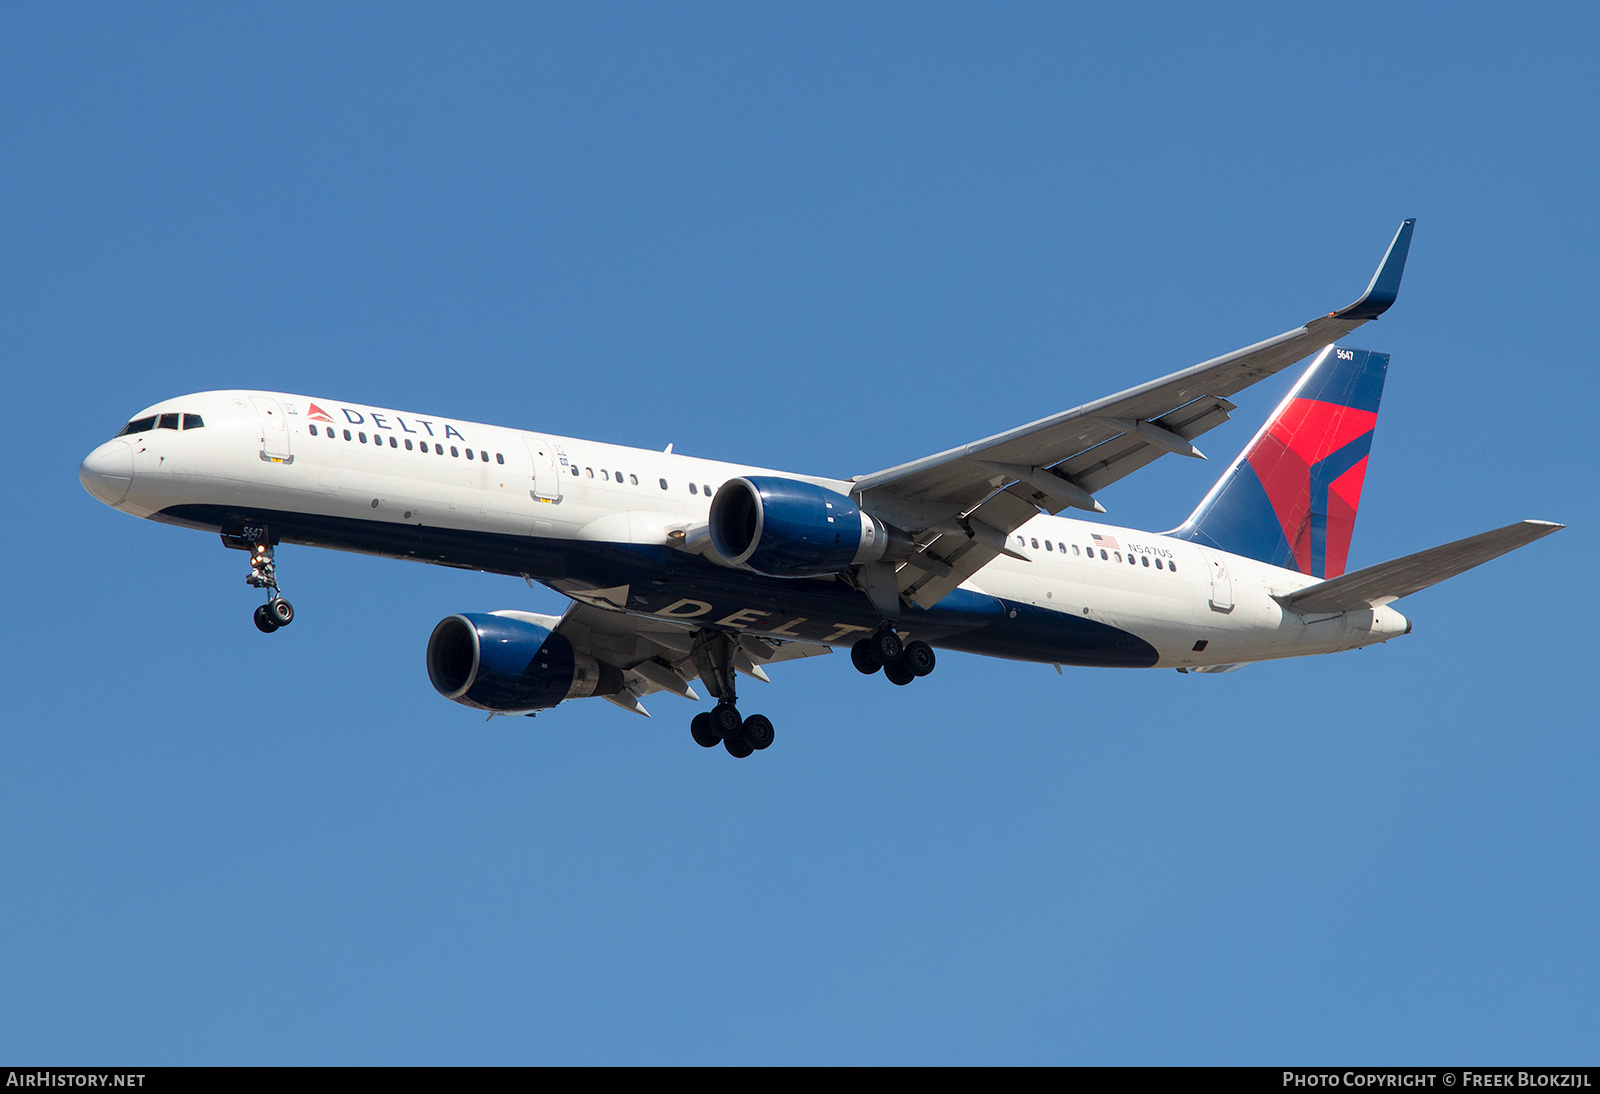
[231,534,295,633]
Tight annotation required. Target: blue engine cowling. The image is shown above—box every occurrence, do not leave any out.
[426,612,622,712]
[708,476,892,578]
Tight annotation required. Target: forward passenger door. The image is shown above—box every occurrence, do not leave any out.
[522,437,564,503]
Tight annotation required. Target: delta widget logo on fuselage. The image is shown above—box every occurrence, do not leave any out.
[301,401,470,443]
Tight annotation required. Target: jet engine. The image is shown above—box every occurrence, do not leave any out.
[426,612,623,712]
[707,476,908,578]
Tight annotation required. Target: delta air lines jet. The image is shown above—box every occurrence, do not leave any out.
[79,221,1561,757]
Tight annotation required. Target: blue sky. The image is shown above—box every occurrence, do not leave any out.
[3,3,1595,1064]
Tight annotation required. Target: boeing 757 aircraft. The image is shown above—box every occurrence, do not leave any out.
[79,220,1561,757]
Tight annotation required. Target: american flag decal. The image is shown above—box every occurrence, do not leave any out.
[1091,533,1121,550]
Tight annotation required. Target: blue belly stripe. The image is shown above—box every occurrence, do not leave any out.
[159,504,1159,668]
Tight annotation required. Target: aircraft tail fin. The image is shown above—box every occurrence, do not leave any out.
[1170,344,1388,579]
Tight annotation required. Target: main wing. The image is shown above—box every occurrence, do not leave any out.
[853,219,1417,607]
[505,600,832,717]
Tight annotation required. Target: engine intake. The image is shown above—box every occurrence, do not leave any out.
[708,476,903,578]
[426,612,622,712]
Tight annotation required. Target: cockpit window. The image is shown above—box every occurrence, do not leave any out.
[158,413,180,430]
[118,416,158,436]
[183,414,204,429]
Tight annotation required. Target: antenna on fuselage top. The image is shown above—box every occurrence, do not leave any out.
[664,443,673,454]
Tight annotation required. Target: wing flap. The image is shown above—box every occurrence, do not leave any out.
[551,600,831,701]
[897,491,1039,607]
[1279,520,1564,613]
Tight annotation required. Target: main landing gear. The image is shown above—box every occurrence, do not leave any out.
[244,540,295,634]
[691,706,775,758]
[851,628,936,686]
[687,630,775,758]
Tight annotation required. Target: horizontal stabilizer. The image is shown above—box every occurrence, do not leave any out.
[1279,519,1563,613]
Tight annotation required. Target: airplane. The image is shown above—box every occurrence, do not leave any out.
[78,219,1562,758]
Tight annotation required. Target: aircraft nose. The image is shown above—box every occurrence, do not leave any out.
[80,440,133,506]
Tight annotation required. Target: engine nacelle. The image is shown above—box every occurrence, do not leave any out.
[426,612,622,712]
[708,476,903,578]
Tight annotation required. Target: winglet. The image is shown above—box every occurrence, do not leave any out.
[1333,218,1416,321]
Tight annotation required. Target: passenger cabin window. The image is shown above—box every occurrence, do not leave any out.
[450,446,459,457]
[585,467,593,477]
[571,466,579,476]
[1169,561,1178,573]
[689,483,698,495]
[659,478,669,489]
[309,425,319,436]
[358,432,367,443]
[480,451,488,462]
[496,453,505,465]
[703,484,712,496]
[182,414,204,430]
[1045,541,1053,552]
[465,449,474,460]
[344,429,353,441]
[389,436,397,448]
[1141,555,1149,567]
[1071,545,1080,556]
[405,439,414,451]
[629,474,638,485]
[118,416,158,436]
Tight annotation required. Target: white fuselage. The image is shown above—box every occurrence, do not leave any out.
[80,390,1410,671]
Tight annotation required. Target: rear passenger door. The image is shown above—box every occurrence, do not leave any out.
[1198,547,1235,613]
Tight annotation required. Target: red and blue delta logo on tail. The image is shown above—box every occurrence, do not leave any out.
[1174,345,1387,580]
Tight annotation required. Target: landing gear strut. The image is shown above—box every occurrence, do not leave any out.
[852,628,936,685]
[687,630,776,758]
